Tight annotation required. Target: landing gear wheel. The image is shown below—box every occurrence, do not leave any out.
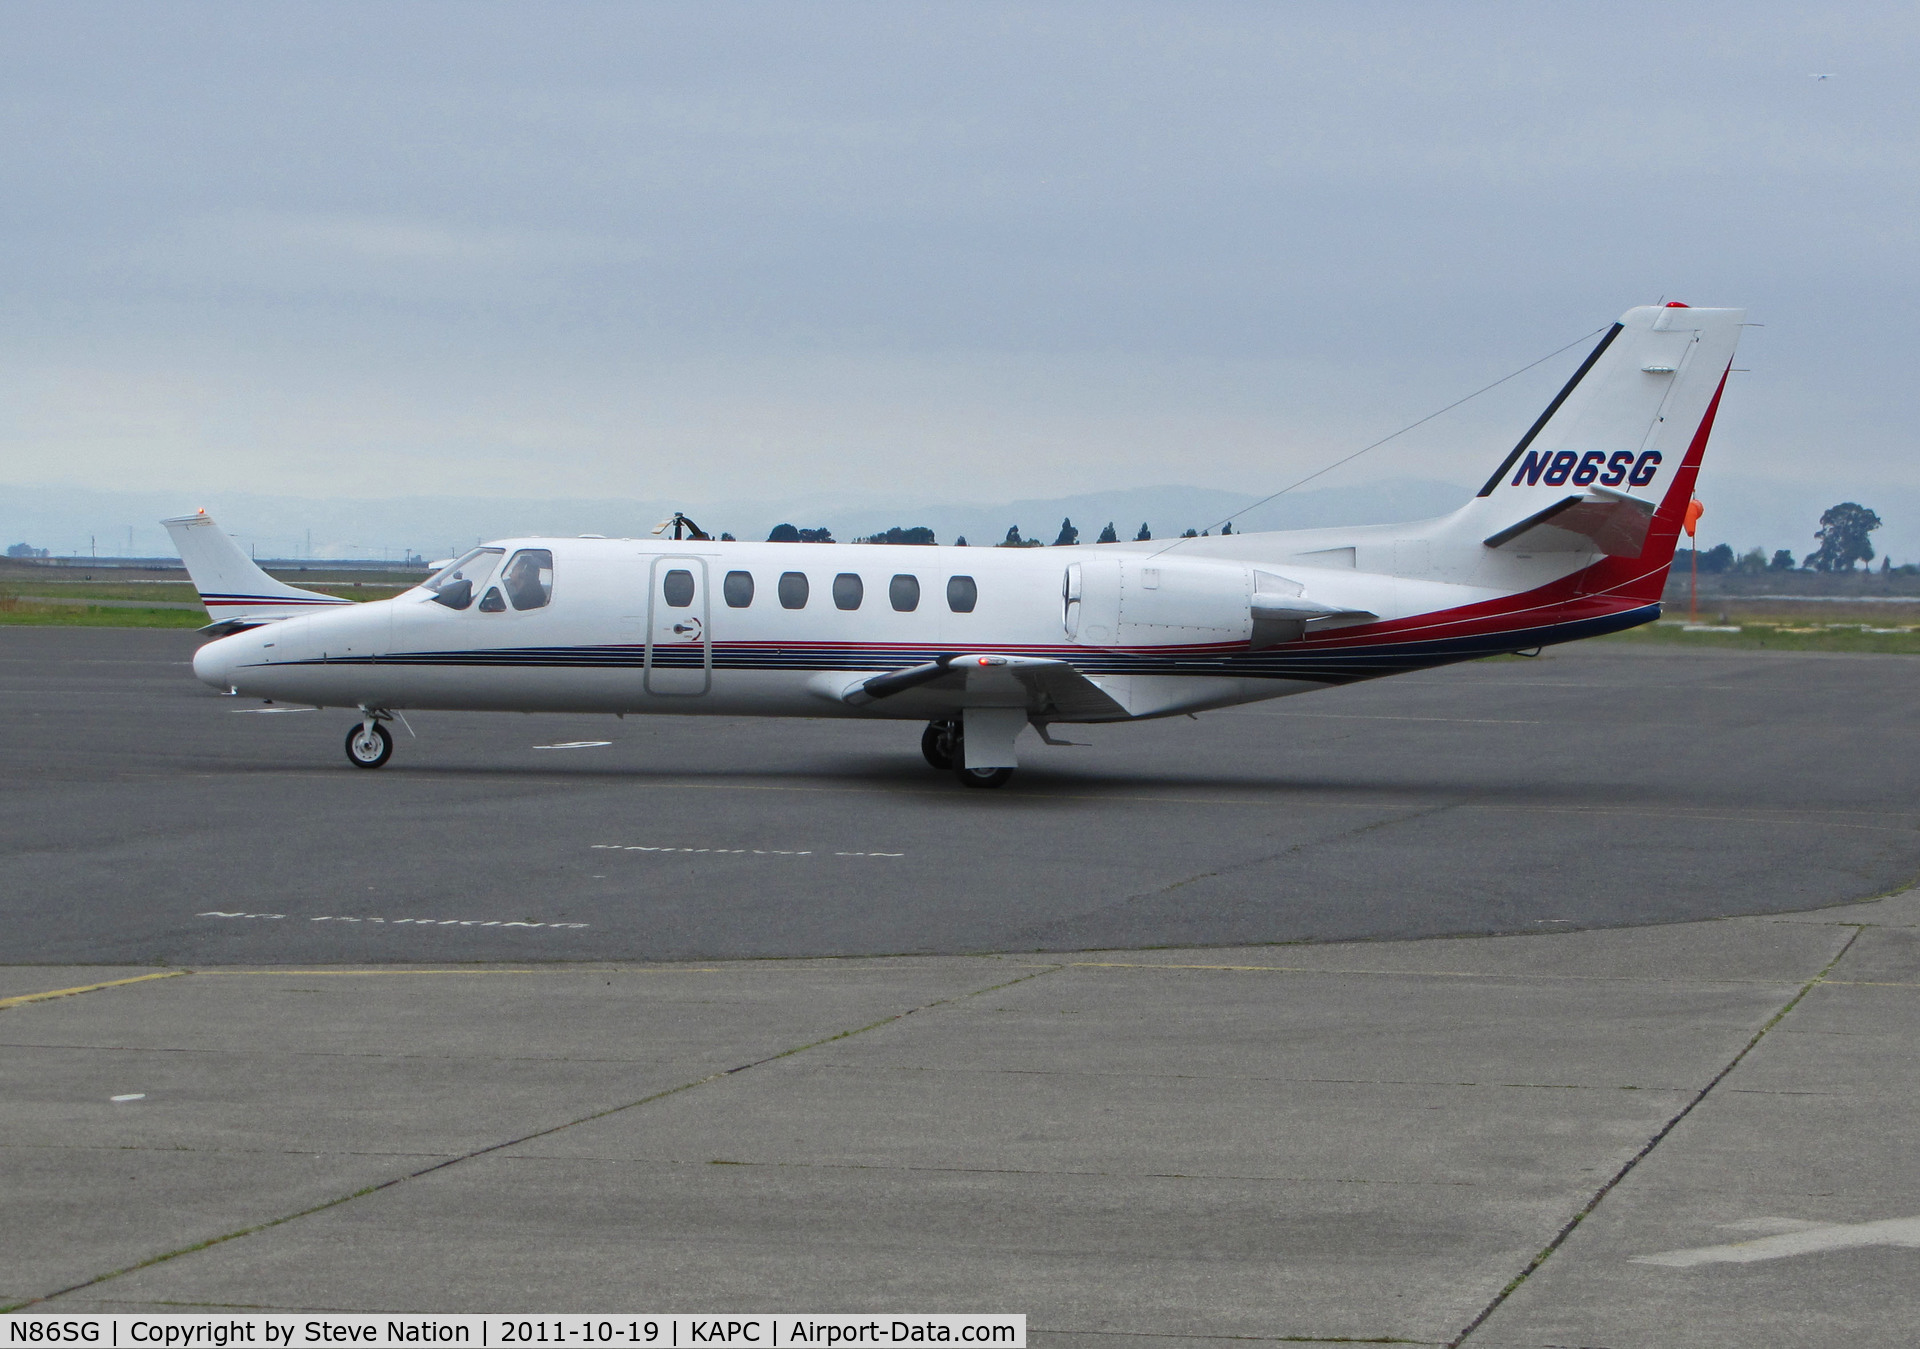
[921,719,961,770]
[956,765,1014,789]
[345,722,393,769]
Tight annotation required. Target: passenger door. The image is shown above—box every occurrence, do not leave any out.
[1069,556,1122,646]
[645,557,712,696]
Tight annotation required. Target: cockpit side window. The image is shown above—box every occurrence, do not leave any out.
[502,549,554,611]
[424,548,504,611]
[478,587,506,612]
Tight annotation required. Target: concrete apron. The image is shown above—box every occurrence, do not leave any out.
[4,892,1919,1346]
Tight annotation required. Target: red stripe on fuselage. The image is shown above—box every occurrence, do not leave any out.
[1290,364,1731,652]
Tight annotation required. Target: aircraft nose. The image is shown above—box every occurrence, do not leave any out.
[192,635,240,690]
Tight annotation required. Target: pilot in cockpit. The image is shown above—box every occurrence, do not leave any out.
[501,550,552,611]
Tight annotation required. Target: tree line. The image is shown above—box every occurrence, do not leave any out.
[1684,502,1897,575]
[762,518,1235,546]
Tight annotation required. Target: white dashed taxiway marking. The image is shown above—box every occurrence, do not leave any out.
[1633,1216,1920,1266]
[591,844,905,857]
[534,740,612,749]
[199,911,587,930]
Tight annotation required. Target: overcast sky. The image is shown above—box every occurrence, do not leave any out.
[3,2,1916,553]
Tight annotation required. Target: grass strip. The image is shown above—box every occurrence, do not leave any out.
[1599,622,1920,654]
[0,601,207,628]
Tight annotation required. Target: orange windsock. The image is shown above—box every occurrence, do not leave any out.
[1683,499,1705,538]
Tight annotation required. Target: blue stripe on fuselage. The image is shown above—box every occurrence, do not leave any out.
[262,604,1658,687]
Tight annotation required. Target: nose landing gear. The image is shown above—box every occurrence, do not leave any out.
[345,712,394,769]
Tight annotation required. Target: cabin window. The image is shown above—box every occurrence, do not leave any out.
[478,586,506,613]
[502,549,553,610]
[662,569,695,607]
[723,570,755,608]
[424,547,503,611]
[833,573,864,610]
[778,571,810,609]
[889,574,920,612]
[946,575,978,613]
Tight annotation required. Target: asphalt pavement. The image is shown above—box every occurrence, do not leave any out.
[2,627,1917,963]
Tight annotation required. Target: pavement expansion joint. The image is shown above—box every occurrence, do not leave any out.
[1447,924,1863,1347]
[1057,959,1808,986]
[3,1141,462,1160]
[495,1154,1485,1186]
[0,1041,740,1066]
[1028,1332,1442,1345]
[11,960,1070,1313]
[807,1062,1696,1093]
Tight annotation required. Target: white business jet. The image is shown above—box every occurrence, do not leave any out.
[171,303,1741,788]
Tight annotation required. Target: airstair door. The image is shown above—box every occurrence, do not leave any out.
[645,557,712,696]
[1066,556,1122,646]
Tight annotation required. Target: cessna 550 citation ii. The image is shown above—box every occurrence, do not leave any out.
[171,302,1742,788]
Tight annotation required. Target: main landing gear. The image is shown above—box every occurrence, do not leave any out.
[921,719,960,770]
[345,711,394,769]
[921,717,1016,789]
[956,765,1015,789]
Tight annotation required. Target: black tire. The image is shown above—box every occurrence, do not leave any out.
[956,765,1014,789]
[921,719,961,770]
[345,722,393,769]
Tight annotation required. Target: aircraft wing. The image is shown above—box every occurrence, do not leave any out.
[838,653,1128,720]
[1482,484,1658,558]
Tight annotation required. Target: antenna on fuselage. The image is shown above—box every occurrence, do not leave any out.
[652,512,712,542]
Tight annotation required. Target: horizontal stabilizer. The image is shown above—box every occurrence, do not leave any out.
[1482,485,1658,558]
[197,615,296,639]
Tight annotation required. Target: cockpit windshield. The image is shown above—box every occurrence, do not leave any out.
[421,548,504,611]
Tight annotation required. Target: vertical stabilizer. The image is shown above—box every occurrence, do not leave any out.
[1458,304,1742,580]
[162,512,351,633]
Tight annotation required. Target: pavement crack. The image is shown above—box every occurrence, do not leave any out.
[1448,925,1863,1347]
[1148,801,1464,900]
[2,962,1065,1312]
[1008,801,1464,944]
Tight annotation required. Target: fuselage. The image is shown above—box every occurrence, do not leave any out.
[189,528,1654,723]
